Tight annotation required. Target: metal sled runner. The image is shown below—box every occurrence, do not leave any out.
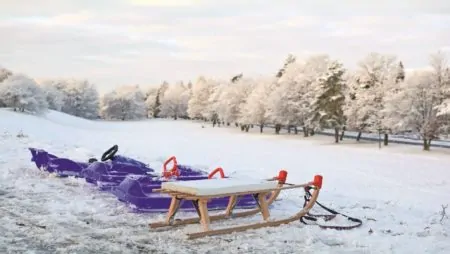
[148,170,323,239]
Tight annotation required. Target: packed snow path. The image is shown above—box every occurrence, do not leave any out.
[0,109,449,253]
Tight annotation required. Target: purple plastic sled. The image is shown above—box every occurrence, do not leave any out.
[29,145,154,177]
[81,160,205,190]
[82,155,259,212]
[28,145,261,212]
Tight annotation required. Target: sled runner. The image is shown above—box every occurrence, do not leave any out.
[148,170,323,239]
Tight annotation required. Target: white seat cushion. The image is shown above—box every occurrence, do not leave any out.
[161,178,278,196]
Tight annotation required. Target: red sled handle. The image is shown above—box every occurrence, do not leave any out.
[208,167,225,179]
[163,156,179,178]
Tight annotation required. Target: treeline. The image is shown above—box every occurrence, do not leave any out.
[1,51,449,150]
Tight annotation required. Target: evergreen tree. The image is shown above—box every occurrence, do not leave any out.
[310,60,347,143]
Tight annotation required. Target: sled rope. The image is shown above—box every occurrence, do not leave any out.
[300,186,363,230]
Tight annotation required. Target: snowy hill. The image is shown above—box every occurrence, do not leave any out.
[1,108,450,253]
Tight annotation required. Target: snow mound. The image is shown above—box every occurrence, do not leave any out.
[42,109,99,128]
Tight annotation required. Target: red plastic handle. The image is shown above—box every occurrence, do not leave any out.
[208,167,225,179]
[277,170,288,184]
[312,175,323,189]
[162,156,179,178]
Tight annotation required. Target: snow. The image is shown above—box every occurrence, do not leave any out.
[1,108,450,253]
[161,178,278,196]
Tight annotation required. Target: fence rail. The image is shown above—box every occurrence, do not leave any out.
[244,124,450,149]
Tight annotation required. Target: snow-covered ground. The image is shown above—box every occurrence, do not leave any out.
[1,108,449,254]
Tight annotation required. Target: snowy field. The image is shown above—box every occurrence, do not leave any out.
[1,108,450,254]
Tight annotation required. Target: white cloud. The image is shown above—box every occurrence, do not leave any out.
[0,0,449,92]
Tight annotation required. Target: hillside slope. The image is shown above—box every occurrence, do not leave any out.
[0,108,449,253]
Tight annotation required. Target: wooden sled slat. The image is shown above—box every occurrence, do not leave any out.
[172,183,311,200]
[149,184,282,229]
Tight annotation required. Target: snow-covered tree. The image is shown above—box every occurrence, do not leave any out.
[0,67,12,83]
[342,72,368,140]
[0,67,13,107]
[100,85,146,120]
[344,52,399,144]
[383,70,443,150]
[0,74,48,114]
[429,51,450,136]
[265,54,330,135]
[60,79,100,119]
[38,79,66,111]
[264,83,289,134]
[216,77,255,129]
[433,51,450,116]
[145,81,169,118]
[240,77,277,132]
[309,59,347,143]
[144,86,159,118]
[383,51,450,150]
[187,76,214,120]
[159,82,190,119]
[204,80,227,126]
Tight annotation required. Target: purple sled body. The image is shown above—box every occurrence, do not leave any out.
[28,147,259,212]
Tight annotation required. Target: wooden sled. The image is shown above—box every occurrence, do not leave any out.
[148,170,323,239]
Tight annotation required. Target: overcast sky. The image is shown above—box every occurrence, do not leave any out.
[0,0,449,93]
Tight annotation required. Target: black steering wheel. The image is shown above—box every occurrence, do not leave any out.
[101,144,119,161]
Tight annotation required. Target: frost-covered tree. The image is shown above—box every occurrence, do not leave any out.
[265,54,329,135]
[383,51,450,150]
[216,77,255,130]
[240,77,277,132]
[38,79,66,111]
[429,51,450,135]
[144,87,159,118]
[0,67,12,83]
[265,83,289,134]
[309,59,347,143]
[342,72,367,140]
[60,79,100,119]
[146,81,169,118]
[0,67,13,107]
[0,74,48,114]
[100,85,146,120]
[187,76,214,120]
[433,52,450,115]
[159,82,190,119]
[344,52,399,144]
[205,80,227,126]
[383,70,442,150]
